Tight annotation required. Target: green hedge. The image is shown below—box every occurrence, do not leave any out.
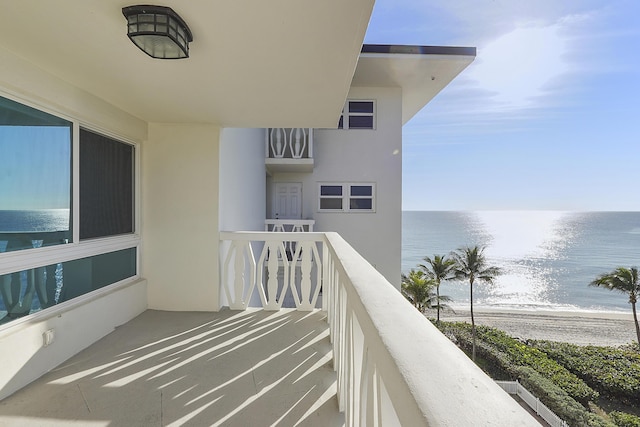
[437,322,598,404]
[435,321,640,426]
[531,341,640,404]
[513,366,614,427]
[610,411,640,427]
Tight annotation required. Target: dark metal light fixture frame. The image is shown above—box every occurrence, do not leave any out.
[122,5,193,59]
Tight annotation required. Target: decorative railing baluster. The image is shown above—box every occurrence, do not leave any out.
[269,128,286,158]
[256,240,289,310]
[289,128,307,159]
[222,240,256,310]
[290,240,321,310]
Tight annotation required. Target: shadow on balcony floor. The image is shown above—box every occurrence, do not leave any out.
[0,309,342,426]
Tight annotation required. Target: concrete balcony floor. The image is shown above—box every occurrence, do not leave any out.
[0,309,342,426]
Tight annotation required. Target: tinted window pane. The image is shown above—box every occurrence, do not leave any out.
[0,96,72,253]
[337,116,344,129]
[349,116,374,129]
[349,101,374,114]
[80,129,134,240]
[0,248,136,324]
[350,198,373,210]
[320,198,342,210]
[320,185,342,196]
[63,248,137,299]
[350,185,372,196]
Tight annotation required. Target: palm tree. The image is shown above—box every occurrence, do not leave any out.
[590,267,640,348]
[419,254,455,323]
[401,269,436,314]
[451,245,501,362]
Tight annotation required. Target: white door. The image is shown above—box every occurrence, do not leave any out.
[273,183,302,219]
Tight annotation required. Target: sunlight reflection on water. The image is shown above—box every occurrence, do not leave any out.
[402,211,640,312]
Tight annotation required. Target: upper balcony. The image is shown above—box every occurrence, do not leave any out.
[265,128,314,174]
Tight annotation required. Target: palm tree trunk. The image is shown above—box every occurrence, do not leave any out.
[470,279,476,362]
[632,302,640,349]
[436,283,441,323]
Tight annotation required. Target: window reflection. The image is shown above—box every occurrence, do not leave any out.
[0,248,136,324]
[0,96,72,253]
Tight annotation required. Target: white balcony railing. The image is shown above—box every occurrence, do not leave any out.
[219,231,539,426]
[265,128,314,173]
[265,128,313,159]
[264,219,315,232]
[497,381,569,427]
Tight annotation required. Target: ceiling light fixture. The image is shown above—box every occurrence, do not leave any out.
[122,5,193,59]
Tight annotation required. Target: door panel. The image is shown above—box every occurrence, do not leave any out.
[273,183,302,219]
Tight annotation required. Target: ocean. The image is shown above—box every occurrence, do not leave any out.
[2,210,638,313]
[0,209,70,252]
[0,209,69,232]
[402,211,640,313]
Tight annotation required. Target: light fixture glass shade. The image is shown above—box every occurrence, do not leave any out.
[122,5,193,59]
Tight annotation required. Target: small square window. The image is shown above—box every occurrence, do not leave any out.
[320,198,343,210]
[318,183,375,212]
[349,101,374,114]
[336,100,375,129]
[321,185,343,196]
[349,116,374,129]
[350,198,373,210]
[350,185,372,196]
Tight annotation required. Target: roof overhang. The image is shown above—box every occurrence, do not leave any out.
[352,45,476,125]
[0,1,374,128]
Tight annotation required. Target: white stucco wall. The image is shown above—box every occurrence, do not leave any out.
[219,128,266,232]
[0,47,148,400]
[0,280,147,401]
[268,87,403,286]
[143,123,221,311]
[0,46,146,142]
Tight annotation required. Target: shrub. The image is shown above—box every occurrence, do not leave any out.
[512,366,613,426]
[438,322,598,404]
[610,411,640,427]
[531,341,640,404]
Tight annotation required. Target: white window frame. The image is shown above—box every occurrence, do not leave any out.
[0,90,141,328]
[318,183,376,213]
[338,100,376,130]
[318,184,344,212]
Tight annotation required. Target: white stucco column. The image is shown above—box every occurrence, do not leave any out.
[143,123,221,311]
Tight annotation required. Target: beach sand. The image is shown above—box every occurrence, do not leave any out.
[438,309,638,347]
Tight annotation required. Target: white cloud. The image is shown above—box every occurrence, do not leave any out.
[468,24,571,111]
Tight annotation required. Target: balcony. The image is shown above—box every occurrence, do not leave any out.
[265,128,314,174]
[0,232,539,426]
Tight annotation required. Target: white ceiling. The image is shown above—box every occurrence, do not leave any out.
[0,0,374,128]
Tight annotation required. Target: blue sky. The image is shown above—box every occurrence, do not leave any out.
[365,0,640,211]
[0,127,71,210]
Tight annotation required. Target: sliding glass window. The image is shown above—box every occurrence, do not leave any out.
[1,248,136,322]
[0,96,72,253]
[0,97,139,326]
[79,128,135,240]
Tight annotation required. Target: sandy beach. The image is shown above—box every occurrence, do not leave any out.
[438,309,638,347]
